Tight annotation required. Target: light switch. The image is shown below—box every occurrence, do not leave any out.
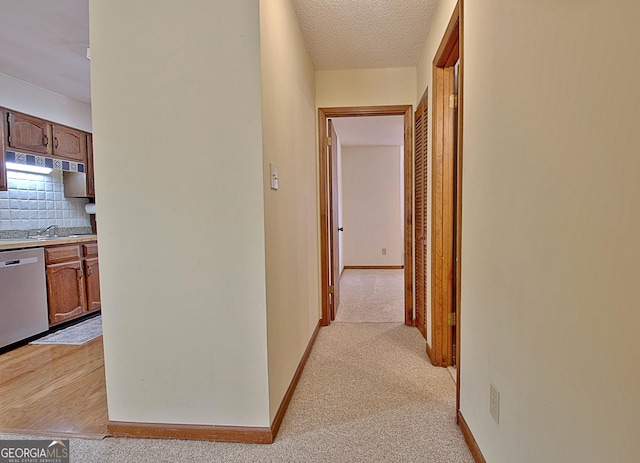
[270,163,279,190]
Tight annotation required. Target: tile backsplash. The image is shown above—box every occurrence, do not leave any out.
[0,169,91,232]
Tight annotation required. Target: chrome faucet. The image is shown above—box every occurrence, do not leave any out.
[34,224,59,238]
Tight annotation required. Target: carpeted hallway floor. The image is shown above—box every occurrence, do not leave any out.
[0,272,473,462]
[335,269,404,322]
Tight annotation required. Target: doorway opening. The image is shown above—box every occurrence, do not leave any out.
[318,106,413,327]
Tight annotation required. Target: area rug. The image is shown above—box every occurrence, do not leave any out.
[30,315,102,345]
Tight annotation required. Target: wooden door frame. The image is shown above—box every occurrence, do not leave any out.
[328,119,340,320]
[319,105,413,326]
[431,0,463,411]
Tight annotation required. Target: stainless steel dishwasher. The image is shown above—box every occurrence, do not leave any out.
[0,247,49,349]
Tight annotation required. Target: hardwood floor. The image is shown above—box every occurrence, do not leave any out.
[0,336,108,439]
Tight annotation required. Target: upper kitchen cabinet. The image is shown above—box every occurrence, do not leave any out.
[5,110,87,163]
[86,133,95,197]
[62,134,95,198]
[6,112,52,155]
[0,110,6,191]
[52,124,87,162]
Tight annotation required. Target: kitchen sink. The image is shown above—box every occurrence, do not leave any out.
[27,235,90,240]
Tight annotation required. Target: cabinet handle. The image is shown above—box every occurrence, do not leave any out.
[54,137,59,149]
[43,134,49,146]
[87,266,92,277]
[77,268,83,280]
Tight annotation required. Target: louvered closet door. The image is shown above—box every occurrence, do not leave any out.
[414,98,428,338]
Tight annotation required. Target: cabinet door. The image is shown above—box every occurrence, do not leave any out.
[84,257,101,312]
[7,112,52,155]
[85,133,95,197]
[46,260,86,326]
[52,125,87,162]
[0,110,7,191]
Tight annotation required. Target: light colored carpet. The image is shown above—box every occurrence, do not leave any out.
[30,315,102,345]
[448,366,457,384]
[2,323,473,463]
[335,269,404,322]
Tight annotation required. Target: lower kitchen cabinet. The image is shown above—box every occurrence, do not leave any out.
[45,241,101,327]
[83,242,101,313]
[46,260,86,325]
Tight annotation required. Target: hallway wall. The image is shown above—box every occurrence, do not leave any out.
[259,0,320,423]
[316,67,416,108]
[341,145,403,267]
[451,1,640,461]
[90,0,271,427]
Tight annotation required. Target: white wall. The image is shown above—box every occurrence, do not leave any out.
[342,145,403,267]
[336,132,344,274]
[416,0,459,350]
[90,0,270,427]
[259,0,320,422]
[0,72,92,132]
[398,145,404,266]
[457,1,640,462]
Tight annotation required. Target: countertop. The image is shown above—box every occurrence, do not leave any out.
[0,234,98,251]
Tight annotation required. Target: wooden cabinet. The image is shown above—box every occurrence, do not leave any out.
[45,241,101,326]
[5,110,87,163]
[60,135,95,199]
[84,134,96,198]
[84,257,100,312]
[1,108,95,196]
[45,245,86,326]
[0,109,6,192]
[7,112,51,155]
[46,260,87,325]
[83,242,101,312]
[52,124,87,162]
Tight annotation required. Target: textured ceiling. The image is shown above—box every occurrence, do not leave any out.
[290,0,439,70]
[332,116,405,146]
[0,0,439,106]
[0,0,90,104]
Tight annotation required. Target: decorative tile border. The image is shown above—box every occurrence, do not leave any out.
[6,151,85,173]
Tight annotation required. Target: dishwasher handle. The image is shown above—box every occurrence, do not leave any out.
[0,256,39,268]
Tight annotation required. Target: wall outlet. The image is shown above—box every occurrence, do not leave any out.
[382,248,387,255]
[489,383,500,424]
